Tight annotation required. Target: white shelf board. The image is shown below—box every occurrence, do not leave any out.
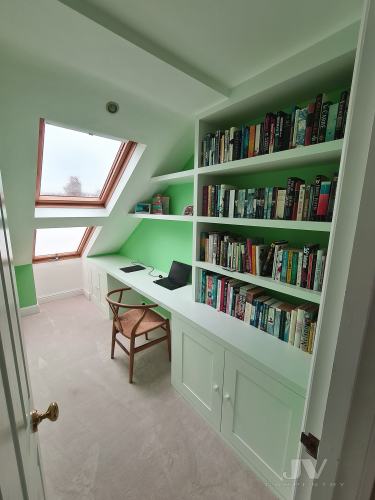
[196,216,331,232]
[128,213,193,222]
[195,261,321,304]
[197,140,343,176]
[150,169,194,185]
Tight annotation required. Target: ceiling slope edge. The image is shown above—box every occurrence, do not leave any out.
[57,0,230,98]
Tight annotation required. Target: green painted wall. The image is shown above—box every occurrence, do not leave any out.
[119,219,193,274]
[119,181,194,273]
[14,264,37,308]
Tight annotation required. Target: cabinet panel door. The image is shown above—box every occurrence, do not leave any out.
[98,269,108,310]
[172,317,224,430]
[222,351,304,499]
[90,265,100,305]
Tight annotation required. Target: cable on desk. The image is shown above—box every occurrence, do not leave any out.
[131,261,162,278]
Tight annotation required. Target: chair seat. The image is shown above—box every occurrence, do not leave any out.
[116,308,166,338]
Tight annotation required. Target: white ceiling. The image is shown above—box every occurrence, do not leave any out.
[61,0,364,90]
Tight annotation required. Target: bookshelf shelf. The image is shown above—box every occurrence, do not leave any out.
[128,213,193,222]
[150,169,194,185]
[195,261,321,304]
[196,216,331,232]
[197,139,343,176]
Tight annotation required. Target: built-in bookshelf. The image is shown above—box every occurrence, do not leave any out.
[189,65,352,362]
[126,53,353,371]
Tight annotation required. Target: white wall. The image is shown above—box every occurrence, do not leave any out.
[33,258,83,303]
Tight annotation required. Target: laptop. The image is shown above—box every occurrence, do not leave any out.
[154,261,191,290]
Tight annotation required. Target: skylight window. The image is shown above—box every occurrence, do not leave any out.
[33,227,94,262]
[36,120,137,207]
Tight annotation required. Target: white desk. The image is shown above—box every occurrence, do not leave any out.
[88,255,310,396]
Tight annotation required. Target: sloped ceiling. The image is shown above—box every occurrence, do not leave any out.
[61,0,364,90]
[0,0,364,265]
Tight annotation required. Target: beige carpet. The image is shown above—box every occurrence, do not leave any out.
[22,295,275,500]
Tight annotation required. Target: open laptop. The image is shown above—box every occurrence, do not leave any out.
[154,261,191,290]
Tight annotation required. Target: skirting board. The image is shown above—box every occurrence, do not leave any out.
[38,289,83,304]
[20,304,40,317]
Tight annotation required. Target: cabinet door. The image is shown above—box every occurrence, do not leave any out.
[171,317,224,430]
[221,351,304,500]
[98,269,108,310]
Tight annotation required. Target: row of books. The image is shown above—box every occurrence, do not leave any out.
[200,233,326,291]
[202,173,338,222]
[197,269,318,353]
[201,90,349,167]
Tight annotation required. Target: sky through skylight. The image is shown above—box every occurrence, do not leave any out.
[35,227,88,256]
[40,124,122,197]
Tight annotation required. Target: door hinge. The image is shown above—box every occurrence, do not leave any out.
[300,432,320,460]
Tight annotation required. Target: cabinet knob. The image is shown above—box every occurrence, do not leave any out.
[224,393,231,401]
[213,384,219,392]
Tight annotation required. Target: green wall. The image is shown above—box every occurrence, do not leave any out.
[119,181,194,273]
[14,264,37,308]
[119,219,193,274]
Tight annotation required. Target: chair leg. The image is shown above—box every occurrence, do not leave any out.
[129,336,135,384]
[165,319,171,362]
[111,323,117,359]
[145,332,149,340]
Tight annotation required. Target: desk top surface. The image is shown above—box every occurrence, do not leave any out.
[89,255,311,396]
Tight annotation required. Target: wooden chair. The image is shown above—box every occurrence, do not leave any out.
[106,287,171,383]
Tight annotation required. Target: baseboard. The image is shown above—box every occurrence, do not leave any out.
[38,289,83,304]
[20,304,40,316]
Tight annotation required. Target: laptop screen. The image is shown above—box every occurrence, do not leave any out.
[168,261,191,285]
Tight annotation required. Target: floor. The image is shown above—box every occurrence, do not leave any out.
[23,296,275,500]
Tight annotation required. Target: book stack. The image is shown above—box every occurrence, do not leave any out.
[200,233,326,292]
[197,269,318,353]
[201,90,349,167]
[202,173,338,222]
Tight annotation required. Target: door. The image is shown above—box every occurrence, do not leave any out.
[171,316,224,430]
[295,1,375,498]
[0,173,46,499]
[221,351,305,500]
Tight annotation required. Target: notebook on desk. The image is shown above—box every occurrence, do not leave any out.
[154,261,191,290]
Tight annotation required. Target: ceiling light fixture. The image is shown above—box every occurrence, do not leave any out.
[106,101,119,114]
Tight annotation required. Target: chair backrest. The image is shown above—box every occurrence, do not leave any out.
[106,288,159,337]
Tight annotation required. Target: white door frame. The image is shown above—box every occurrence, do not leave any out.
[295,0,375,498]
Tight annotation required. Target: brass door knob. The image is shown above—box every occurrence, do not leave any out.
[31,402,59,432]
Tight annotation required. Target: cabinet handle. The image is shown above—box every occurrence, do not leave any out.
[213,384,219,392]
[224,393,231,401]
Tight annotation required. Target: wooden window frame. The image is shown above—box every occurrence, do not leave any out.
[32,226,95,263]
[35,119,137,208]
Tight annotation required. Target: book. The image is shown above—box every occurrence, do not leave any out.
[325,103,338,142]
[327,173,338,221]
[296,107,308,147]
[229,127,237,161]
[254,124,261,156]
[335,90,349,139]
[301,244,319,288]
[248,125,256,157]
[316,181,331,221]
[318,101,332,143]
[296,184,306,221]
[304,102,316,146]
[294,304,312,348]
[275,189,286,219]
[288,308,298,345]
[313,249,326,291]
[311,94,323,145]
